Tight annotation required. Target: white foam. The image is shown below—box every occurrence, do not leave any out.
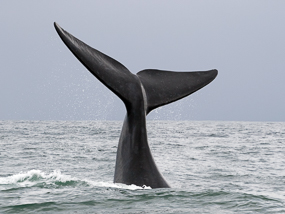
[84,180,151,190]
[0,169,71,187]
[0,169,42,185]
[0,169,151,190]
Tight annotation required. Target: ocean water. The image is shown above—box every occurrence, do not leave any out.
[0,120,285,213]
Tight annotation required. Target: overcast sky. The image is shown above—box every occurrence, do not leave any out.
[1,1,284,121]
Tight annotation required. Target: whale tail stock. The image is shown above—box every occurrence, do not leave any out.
[54,22,218,188]
[54,22,218,114]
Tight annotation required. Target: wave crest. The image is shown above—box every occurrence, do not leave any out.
[0,169,151,190]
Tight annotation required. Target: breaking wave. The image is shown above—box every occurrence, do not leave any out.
[0,169,151,191]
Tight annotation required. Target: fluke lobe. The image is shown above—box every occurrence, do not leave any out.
[54,22,218,188]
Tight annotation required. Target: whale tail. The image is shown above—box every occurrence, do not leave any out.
[54,22,217,113]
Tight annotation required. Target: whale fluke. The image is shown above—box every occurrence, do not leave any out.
[54,22,218,188]
[137,69,217,114]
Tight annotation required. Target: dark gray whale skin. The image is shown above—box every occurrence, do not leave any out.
[54,22,218,188]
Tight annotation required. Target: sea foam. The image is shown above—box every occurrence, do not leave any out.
[0,169,151,190]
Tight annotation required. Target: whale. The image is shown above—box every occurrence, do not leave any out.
[54,22,218,188]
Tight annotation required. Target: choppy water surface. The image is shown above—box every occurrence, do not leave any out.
[0,120,285,213]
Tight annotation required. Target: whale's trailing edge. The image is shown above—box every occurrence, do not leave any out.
[54,22,218,188]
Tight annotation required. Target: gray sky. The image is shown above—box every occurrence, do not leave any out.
[1,1,284,121]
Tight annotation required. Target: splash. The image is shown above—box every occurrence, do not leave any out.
[85,180,151,190]
[0,169,151,190]
[0,169,73,188]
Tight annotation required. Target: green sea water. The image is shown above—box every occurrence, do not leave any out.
[1,120,285,213]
